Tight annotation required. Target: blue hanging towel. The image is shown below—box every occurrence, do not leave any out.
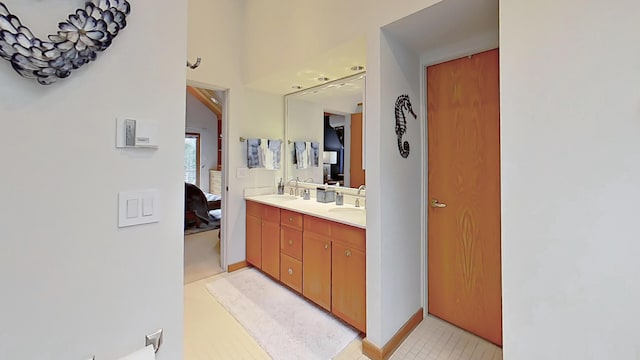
[310,141,320,167]
[247,138,263,168]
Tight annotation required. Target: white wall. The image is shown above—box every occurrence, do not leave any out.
[186,91,218,192]
[501,1,640,359]
[360,0,441,347]
[227,88,285,266]
[365,30,423,345]
[0,1,186,359]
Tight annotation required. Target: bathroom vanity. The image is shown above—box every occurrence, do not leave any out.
[245,194,366,333]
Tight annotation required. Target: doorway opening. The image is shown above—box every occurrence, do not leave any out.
[183,83,228,284]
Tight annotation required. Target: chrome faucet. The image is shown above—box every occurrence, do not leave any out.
[355,185,365,207]
[287,177,300,196]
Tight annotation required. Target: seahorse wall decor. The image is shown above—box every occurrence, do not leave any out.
[395,94,417,158]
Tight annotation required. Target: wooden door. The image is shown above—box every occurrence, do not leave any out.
[427,49,502,346]
[350,112,365,188]
[261,220,281,279]
[332,241,366,332]
[302,232,332,311]
[246,214,262,268]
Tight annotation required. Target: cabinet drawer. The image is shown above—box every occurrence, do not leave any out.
[303,215,332,237]
[332,222,366,251]
[304,215,365,251]
[263,204,281,222]
[281,226,302,260]
[281,209,303,229]
[280,254,302,293]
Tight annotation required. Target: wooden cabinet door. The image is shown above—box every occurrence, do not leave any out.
[246,215,262,268]
[261,220,281,279]
[303,232,332,311]
[332,242,366,332]
[350,112,365,188]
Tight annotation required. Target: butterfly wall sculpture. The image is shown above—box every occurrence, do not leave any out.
[0,0,130,85]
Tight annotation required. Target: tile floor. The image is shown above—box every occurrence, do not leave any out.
[184,270,502,360]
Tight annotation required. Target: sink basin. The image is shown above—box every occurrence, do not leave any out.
[265,195,298,201]
[328,207,365,214]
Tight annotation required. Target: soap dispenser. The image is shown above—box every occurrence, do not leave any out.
[335,192,344,205]
[277,178,284,195]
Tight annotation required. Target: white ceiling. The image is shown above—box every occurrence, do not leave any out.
[245,0,497,95]
[245,37,367,95]
[382,0,498,55]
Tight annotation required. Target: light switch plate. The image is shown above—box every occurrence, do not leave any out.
[118,189,160,227]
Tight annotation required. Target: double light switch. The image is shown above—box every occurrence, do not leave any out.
[119,189,159,227]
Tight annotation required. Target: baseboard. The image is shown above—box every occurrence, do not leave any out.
[362,308,423,360]
[227,261,248,272]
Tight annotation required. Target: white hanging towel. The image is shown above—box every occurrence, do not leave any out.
[266,139,282,169]
[305,141,312,168]
[259,138,269,168]
[295,141,307,169]
[118,345,155,360]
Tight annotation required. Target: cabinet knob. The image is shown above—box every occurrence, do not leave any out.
[288,239,293,246]
[288,268,293,275]
[289,217,293,222]
[345,250,352,257]
[324,243,329,250]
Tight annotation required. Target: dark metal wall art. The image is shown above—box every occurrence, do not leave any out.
[395,94,417,158]
[0,0,131,85]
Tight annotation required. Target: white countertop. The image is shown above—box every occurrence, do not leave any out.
[245,194,366,229]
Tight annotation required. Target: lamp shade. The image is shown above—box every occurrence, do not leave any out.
[323,151,338,164]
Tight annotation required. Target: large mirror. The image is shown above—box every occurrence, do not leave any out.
[284,73,365,189]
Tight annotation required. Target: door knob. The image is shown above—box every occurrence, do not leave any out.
[430,199,447,208]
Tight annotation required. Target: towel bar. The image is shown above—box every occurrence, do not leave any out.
[240,137,283,143]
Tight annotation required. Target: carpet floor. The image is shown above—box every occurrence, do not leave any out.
[184,230,223,284]
[206,268,358,360]
[184,215,220,236]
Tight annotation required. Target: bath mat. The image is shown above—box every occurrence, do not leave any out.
[206,268,358,360]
